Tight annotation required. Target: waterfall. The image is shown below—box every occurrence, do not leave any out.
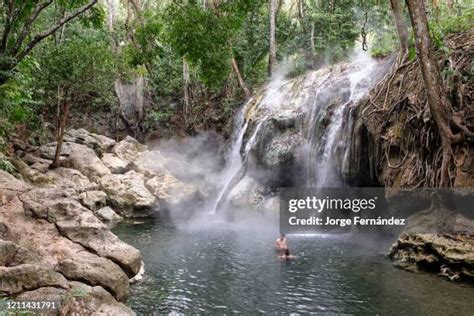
[211,51,387,212]
[210,103,267,213]
[210,113,248,214]
[210,70,290,213]
[309,52,378,187]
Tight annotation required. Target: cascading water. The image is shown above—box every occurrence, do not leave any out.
[212,51,386,212]
[309,52,379,187]
[211,105,269,213]
[210,113,248,213]
[210,72,288,213]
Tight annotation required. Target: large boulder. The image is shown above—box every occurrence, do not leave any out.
[37,142,111,181]
[19,188,142,277]
[63,144,111,181]
[112,136,147,164]
[15,286,68,303]
[246,116,306,187]
[146,172,200,210]
[16,283,134,315]
[46,167,98,193]
[79,190,107,211]
[57,252,130,301]
[389,208,474,282]
[9,158,54,186]
[64,128,116,156]
[62,281,135,315]
[0,264,69,295]
[22,153,51,173]
[101,153,128,174]
[96,206,123,222]
[100,170,156,216]
[0,170,31,204]
[36,141,82,161]
[0,240,38,266]
[131,150,166,178]
[227,176,269,211]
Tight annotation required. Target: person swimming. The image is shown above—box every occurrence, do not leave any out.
[275,233,288,250]
[278,248,296,260]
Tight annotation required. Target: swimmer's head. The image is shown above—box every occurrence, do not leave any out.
[280,233,285,239]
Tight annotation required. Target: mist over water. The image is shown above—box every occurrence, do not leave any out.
[114,217,474,315]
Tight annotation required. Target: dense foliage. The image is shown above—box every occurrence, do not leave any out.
[0,0,471,168]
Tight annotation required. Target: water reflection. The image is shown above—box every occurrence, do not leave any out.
[114,216,474,315]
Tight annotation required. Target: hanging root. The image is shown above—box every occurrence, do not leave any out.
[359,30,473,188]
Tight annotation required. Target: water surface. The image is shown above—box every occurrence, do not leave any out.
[113,214,474,315]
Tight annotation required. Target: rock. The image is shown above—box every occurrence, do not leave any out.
[17,282,135,315]
[100,170,156,216]
[19,188,142,277]
[57,252,130,301]
[36,142,111,181]
[10,158,54,186]
[22,153,52,170]
[389,234,474,282]
[146,172,200,210]
[228,176,267,210]
[0,186,139,312]
[15,286,68,303]
[389,208,474,282]
[36,141,80,161]
[0,240,38,266]
[64,128,116,155]
[47,167,98,193]
[0,170,31,204]
[0,264,69,295]
[112,136,147,164]
[129,262,145,283]
[62,281,135,315]
[79,190,107,211]
[102,153,128,174]
[96,206,123,222]
[62,143,111,181]
[131,150,166,178]
[247,117,306,186]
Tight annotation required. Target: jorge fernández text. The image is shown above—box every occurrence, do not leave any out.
[288,216,406,226]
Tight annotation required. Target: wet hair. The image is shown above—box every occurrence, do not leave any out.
[280,233,286,237]
[285,249,290,256]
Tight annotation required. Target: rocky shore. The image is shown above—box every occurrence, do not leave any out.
[0,129,201,314]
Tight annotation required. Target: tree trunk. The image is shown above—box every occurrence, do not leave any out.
[51,101,70,169]
[298,0,304,18]
[389,0,409,60]
[310,22,316,58]
[182,58,190,122]
[406,0,455,187]
[231,58,250,98]
[268,0,277,76]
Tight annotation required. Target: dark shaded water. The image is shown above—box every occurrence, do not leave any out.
[113,214,474,315]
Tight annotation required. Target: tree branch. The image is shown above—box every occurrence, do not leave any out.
[14,0,98,65]
[0,0,15,53]
[11,0,54,55]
